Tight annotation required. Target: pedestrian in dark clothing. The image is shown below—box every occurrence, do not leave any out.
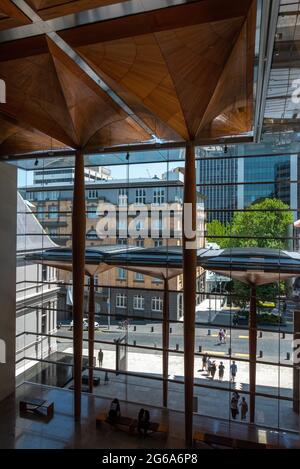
[210,361,217,380]
[231,396,239,420]
[218,362,225,381]
[240,397,248,420]
[202,353,208,371]
[138,408,150,437]
[108,398,121,423]
[98,349,104,367]
[230,361,238,382]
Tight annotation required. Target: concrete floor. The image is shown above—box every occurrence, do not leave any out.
[0,383,300,449]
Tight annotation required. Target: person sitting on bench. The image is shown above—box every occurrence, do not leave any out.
[108,399,121,423]
[137,408,150,437]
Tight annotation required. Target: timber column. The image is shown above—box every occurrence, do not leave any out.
[72,150,86,421]
[88,275,95,393]
[183,142,197,447]
[163,277,169,407]
[249,285,257,423]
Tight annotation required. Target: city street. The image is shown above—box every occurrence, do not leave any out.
[55,322,294,364]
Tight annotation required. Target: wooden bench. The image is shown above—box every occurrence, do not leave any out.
[20,399,54,420]
[130,419,169,436]
[96,412,168,436]
[96,412,135,431]
[193,431,273,449]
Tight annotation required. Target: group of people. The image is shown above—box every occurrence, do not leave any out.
[108,399,151,437]
[202,354,238,382]
[231,391,248,420]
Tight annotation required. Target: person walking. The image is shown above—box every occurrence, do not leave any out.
[207,357,212,376]
[210,361,217,380]
[218,329,223,344]
[98,348,104,367]
[218,361,225,381]
[230,361,237,382]
[240,397,248,420]
[231,395,239,420]
[222,329,227,344]
[202,353,208,371]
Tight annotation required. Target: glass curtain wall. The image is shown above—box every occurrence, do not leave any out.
[14,144,300,433]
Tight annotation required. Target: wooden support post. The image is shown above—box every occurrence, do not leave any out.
[249,285,257,424]
[163,277,169,407]
[72,150,86,421]
[88,275,95,394]
[183,142,197,447]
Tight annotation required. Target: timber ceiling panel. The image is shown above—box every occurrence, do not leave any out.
[0,114,68,156]
[198,0,256,138]
[0,0,31,31]
[77,15,250,140]
[0,0,257,157]
[26,0,127,20]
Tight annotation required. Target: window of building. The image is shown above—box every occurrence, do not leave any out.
[151,296,163,312]
[116,294,127,308]
[48,228,58,238]
[117,238,127,245]
[37,206,44,220]
[86,229,98,240]
[133,295,144,310]
[88,190,98,199]
[87,205,97,219]
[42,265,47,282]
[48,191,59,201]
[48,205,58,219]
[153,188,165,205]
[136,238,144,247]
[41,312,47,334]
[135,188,146,205]
[134,272,144,282]
[154,239,163,247]
[117,268,127,280]
[118,188,128,206]
[178,293,183,318]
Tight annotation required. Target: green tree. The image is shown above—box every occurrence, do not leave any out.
[206,198,293,307]
[207,198,293,249]
[227,198,293,249]
[206,219,229,247]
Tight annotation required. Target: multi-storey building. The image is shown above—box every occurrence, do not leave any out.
[20,168,205,321]
[16,193,62,383]
[197,147,238,224]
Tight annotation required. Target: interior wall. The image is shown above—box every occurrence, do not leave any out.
[0,162,17,401]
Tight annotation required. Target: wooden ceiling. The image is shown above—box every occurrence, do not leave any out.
[0,0,30,31]
[26,1,127,21]
[0,0,257,157]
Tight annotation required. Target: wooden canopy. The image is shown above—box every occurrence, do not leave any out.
[0,0,257,158]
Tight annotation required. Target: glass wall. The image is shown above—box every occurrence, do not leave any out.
[14,144,300,433]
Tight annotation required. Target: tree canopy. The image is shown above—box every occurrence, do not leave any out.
[206,198,294,307]
[207,198,293,249]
